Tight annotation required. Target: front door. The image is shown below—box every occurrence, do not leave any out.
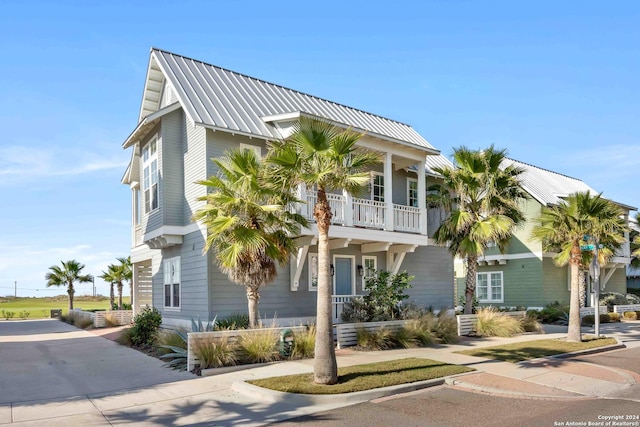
[334,256,354,295]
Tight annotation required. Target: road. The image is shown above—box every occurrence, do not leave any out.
[274,347,640,427]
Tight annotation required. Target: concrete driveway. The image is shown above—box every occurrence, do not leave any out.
[0,319,193,405]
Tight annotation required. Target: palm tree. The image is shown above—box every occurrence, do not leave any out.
[268,117,380,385]
[45,260,93,311]
[630,213,640,267]
[432,146,527,314]
[116,257,132,310]
[98,266,118,309]
[193,148,307,329]
[532,191,627,342]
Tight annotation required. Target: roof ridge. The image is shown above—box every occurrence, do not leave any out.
[150,47,413,128]
[506,157,584,182]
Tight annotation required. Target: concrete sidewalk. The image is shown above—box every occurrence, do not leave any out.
[1,322,639,426]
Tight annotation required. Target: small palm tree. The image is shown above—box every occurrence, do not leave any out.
[268,117,380,385]
[98,266,118,309]
[432,146,526,314]
[116,257,132,309]
[532,191,627,342]
[193,148,307,329]
[45,260,93,311]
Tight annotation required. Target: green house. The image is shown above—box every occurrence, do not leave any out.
[455,158,635,309]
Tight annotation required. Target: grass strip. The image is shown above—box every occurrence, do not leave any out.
[456,337,618,363]
[248,357,474,394]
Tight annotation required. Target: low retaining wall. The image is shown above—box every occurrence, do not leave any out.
[578,306,608,318]
[456,311,526,336]
[613,304,640,314]
[187,326,307,372]
[69,309,133,328]
[334,320,409,349]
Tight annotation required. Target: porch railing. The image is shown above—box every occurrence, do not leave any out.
[332,294,359,323]
[393,204,421,232]
[306,192,345,225]
[353,197,386,229]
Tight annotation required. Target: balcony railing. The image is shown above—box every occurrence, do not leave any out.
[305,191,424,234]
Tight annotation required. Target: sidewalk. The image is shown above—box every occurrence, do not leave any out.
[2,322,639,426]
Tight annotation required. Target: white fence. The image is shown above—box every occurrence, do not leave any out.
[334,320,410,348]
[578,306,608,318]
[613,304,640,314]
[69,309,133,328]
[456,311,526,336]
[187,326,307,372]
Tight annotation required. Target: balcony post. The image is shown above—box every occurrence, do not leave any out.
[343,190,353,226]
[298,184,308,218]
[384,152,394,231]
[418,160,427,235]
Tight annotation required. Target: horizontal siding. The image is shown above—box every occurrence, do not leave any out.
[402,246,454,309]
[161,110,184,226]
[604,268,627,294]
[543,257,570,305]
[140,124,163,234]
[206,130,267,178]
[183,117,207,224]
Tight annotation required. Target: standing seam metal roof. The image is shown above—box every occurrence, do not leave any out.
[150,48,435,149]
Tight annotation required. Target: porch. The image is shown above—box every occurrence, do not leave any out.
[332,294,358,323]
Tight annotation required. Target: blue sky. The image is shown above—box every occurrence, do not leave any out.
[0,1,638,297]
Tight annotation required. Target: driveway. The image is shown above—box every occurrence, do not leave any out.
[0,319,193,404]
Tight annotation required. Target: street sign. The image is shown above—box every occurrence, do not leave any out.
[580,244,595,251]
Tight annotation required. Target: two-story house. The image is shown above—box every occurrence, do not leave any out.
[121,48,455,328]
[455,158,635,309]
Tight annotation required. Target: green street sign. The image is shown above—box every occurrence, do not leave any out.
[580,244,595,251]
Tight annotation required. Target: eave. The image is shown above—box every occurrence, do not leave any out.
[122,102,181,149]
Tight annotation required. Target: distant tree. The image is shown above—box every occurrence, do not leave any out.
[98,265,118,309]
[116,257,132,310]
[45,260,93,311]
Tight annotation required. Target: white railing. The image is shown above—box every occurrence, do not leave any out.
[332,294,359,323]
[352,198,386,229]
[306,192,345,224]
[393,204,421,233]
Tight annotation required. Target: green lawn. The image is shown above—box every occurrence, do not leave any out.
[456,337,618,363]
[248,358,474,394]
[0,296,131,319]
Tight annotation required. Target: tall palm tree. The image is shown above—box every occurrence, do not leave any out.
[116,256,132,309]
[193,148,307,329]
[630,213,640,268]
[432,146,527,314]
[532,191,627,342]
[268,117,380,385]
[45,260,93,311]
[98,266,117,310]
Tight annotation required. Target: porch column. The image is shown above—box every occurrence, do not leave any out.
[384,152,394,231]
[132,262,139,315]
[418,160,427,235]
[343,189,353,226]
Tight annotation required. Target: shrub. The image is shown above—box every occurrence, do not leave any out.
[609,312,621,322]
[341,296,372,323]
[237,328,279,364]
[216,313,249,330]
[475,308,524,337]
[626,293,640,304]
[391,326,419,349]
[75,317,94,329]
[432,311,459,344]
[581,313,612,326]
[157,330,188,353]
[538,303,569,324]
[403,317,435,346]
[192,336,237,369]
[457,295,479,314]
[521,311,543,333]
[192,316,217,332]
[116,327,135,346]
[2,310,15,320]
[627,288,640,298]
[600,292,630,312]
[623,311,638,320]
[291,325,316,359]
[130,306,162,346]
[19,311,30,320]
[356,327,394,350]
[342,271,414,322]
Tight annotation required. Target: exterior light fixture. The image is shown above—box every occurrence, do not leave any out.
[330,264,335,276]
[357,265,364,276]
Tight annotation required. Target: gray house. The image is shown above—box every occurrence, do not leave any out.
[121,48,455,327]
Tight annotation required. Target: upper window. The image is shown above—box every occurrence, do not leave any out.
[142,139,159,214]
[308,253,318,292]
[407,178,418,207]
[476,271,503,303]
[240,143,261,157]
[371,173,384,202]
[362,255,377,290]
[163,257,181,308]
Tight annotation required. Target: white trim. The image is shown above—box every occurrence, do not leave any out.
[239,143,262,157]
[370,171,384,202]
[142,223,203,242]
[407,177,418,208]
[142,136,159,215]
[163,256,181,310]
[361,255,377,291]
[301,224,430,246]
[333,254,356,296]
[476,271,504,303]
[308,253,318,292]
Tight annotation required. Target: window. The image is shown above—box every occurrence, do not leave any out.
[362,255,377,290]
[142,139,159,214]
[134,188,141,226]
[371,172,384,202]
[308,253,318,291]
[407,178,418,207]
[163,257,180,308]
[240,143,261,157]
[476,271,503,303]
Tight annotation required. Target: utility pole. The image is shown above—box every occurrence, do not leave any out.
[14,281,17,299]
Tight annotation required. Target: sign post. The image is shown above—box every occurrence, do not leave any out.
[589,241,601,337]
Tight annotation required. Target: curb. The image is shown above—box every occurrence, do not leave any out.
[444,377,590,401]
[232,375,453,406]
[518,338,626,365]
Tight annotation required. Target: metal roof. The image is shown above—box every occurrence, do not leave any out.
[503,158,600,206]
[147,48,436,151]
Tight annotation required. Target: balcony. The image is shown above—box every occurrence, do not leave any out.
[304,191,424,234]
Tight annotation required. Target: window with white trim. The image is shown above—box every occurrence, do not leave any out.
[163,257,181,308]
[371,172,384,202]
[362,255,377,290]
[142,139,158,214]
[407,178,418,207]
[240,143,261,157]
[476,271,503,303]
[308,253,318,291]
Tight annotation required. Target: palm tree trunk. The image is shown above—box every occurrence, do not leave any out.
[567,245,583,342]
[578,269,586,308]
[68,283,74,311]
[464,255,478,314]
[246,287,260,329]
[117,282,123,310]
[313,188,338,385]
[110,283,115,310]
